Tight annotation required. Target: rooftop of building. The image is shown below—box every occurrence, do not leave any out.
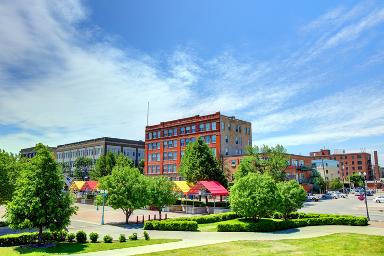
[56,137,145,148]
[20,146,57,153]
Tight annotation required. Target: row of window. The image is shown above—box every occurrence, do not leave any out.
[148,153,161,162]
[220,122,251,135]
[148,147,217,162]
[57,148,102,159]
[147,165,160,174]
[163,152,177,161]
[163,164,177,173]
[147,122,218,140]
[148,136,217,150]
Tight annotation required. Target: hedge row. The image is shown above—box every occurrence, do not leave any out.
[163,212,238,224]
[0,221,7,227]
[0,231,67,247]
[272,212,355,219]
[217,216,368,232]
[175,199,206,207]
[144,221,198,231]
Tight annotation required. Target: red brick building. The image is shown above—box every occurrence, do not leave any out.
[310,149,379,181]
[145,112,252,180]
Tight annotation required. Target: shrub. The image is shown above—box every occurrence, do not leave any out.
[143,231,150,240]
[206,201,229,208]
[89,232,99,243]
[67,232,76,242]
[178,199,206,207]
[103,235,113,243]
[0,231,68,246]
[0,221,7,227]
[76,230,87,243]
[276,180,307,219]
[163,212,238,224]
[129,233,138,240]
[144,220,198,231]
[119,234,126,242]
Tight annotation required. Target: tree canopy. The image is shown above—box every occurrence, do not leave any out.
[91,152,135,180]
[5,144,77,243]
[74,156,93,180]
[99,166,148,224]
[235,145,288,182]
[179,138,228,187]
[148,176,178,219]
[230,173,278,219]
[276,180,307,219]
[0,150,22,205]
[329,178,343,191]
[349,173,364,187]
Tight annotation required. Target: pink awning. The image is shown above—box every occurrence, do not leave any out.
[82,181,99,191]
[188,181,228,196]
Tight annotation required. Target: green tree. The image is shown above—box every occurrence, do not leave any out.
[138,159,145,174]
[90,152,116,180]
[276,180,307,219]
[179,139,228,187]
[5,144,77,244]
[349,173,364,187]
[148,176,178,219]
[74,156,94,180]
[115,154,134,168]
[329,178,343,191]
[99,166,148,224]
[311,169,326,193]
[230,173,278,220]
[235,145,288,182]
[0,150,22,204]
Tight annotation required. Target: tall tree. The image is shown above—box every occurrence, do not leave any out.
[115,153,134,168]
[179,138,228,187]
[276,180,307,219]
[90,152,116,180]
[329,178,343,191]
[138,159,145,174]
[6,144,77,244]
[235,145,288,182]
[99,166,148,224]
[148,176,178,219]
[74,156,94,180]
[0,150,22,205]
[349,173,364,187]
[230,173,278,219]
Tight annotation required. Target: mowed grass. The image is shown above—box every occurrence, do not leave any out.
[198,218,239,232]
[141,233,384,256]
[0,239,180,256]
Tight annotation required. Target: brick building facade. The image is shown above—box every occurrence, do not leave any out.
[144,112,252,180]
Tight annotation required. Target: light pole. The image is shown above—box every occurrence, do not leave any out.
[321,158,327,193]
[100,189,108,225]
[359,172,370,221]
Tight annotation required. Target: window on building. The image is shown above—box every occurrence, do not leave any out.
[357,161,362,165]
[181,127,185,134]
[352,161,354,165]
[235,137,238,144]
[180,139,185,147]
[238,126,242,133]
[173,128,177,136]
[191,125,196,133]
[228,123,231,130]
[235,125,239,132]
[186,138,190,145]
[186,126,191,134]
[211,148,216,156]
[205,136,211,144]
[199,123,204,131]
[157,142,160,149]
[221,122,225,130]
[212,122,216,130]
[206,123,210,131]
[358,154,362,159]
[191,137,196,142]
[225,136,229,143]
[212,135,216,143]
[148,133,152,139]
[225,148,228,156]
[358,166,362,170]
[231,160,236,167]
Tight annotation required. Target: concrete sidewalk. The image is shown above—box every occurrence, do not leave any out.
[72,225,384,256]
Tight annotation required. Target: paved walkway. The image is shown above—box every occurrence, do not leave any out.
[73,225,384,256]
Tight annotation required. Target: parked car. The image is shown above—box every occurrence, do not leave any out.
[322,193,338,199]
[335,192,348,198]
[307,194,320,202]
[373,196,384,203]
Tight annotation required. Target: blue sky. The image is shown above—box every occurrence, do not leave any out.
[0,0,383,164]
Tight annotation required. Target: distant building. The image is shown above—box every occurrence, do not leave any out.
[310,149,377,181]
[144,112,252,180]
[312,159,340,181]
[20,146,56,158]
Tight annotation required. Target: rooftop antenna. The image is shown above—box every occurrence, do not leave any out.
[146,101,150,126]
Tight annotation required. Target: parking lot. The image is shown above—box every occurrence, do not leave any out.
[299,193,384,221]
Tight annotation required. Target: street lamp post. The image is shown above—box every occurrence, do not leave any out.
[100,189,108,225]
[359,172,370,221]
[321,158,327,193]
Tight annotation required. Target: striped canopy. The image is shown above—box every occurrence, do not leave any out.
[173,181,191,195]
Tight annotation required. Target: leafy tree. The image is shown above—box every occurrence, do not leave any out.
[59,162,71,177]
[0,150,22,204]
[90,152,116,180]
[5,144,77,244]
[179,138,228,187]
[74,156,94,180]
[349,173,364,187]
[138,159,145,174]
[230,173,278,220]
[235,145,288,182]
[115,153,134,168]
[99,166,148,224]
[148,176,178,219]
[329,178,343,191]
[311,169,326,193]
[276,180,307,219]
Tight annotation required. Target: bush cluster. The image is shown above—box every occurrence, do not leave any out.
[0,230,67,246]
[129,233,138,240]
[76,230,87,243]
[89,232,99,243]
[67,233,76,242]
[176,199,206,207]
[0,222,7,227]
[206,201,229,208]
[103,235,113,243]
[143,231,150,240]
[144,220,198,231]
[217,216,368,232]
[164,212,237,224]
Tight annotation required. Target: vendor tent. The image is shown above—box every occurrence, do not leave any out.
[173,181,191,195]
[82,181,98,192]
[69,181,86,192]
[188,181,229,196]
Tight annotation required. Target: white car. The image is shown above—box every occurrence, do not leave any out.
[373,196,384,203]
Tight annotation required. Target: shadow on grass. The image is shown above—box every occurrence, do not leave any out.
[15,243,88,254]
[272,228,300,234]
[108,222,144,229]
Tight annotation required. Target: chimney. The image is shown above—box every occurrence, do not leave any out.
[374,151,379,166]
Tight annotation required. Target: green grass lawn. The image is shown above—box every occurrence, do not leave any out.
[141,233,384,256]
[198,218,244,232]
[0,239,180,256]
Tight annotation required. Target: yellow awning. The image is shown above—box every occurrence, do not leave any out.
[173,181,191,194]
[70,181,85,191]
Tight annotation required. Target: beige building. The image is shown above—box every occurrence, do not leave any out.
[312,159,340,181]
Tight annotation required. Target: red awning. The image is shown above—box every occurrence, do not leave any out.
[82,181,99,191]
[188,181,228,196]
